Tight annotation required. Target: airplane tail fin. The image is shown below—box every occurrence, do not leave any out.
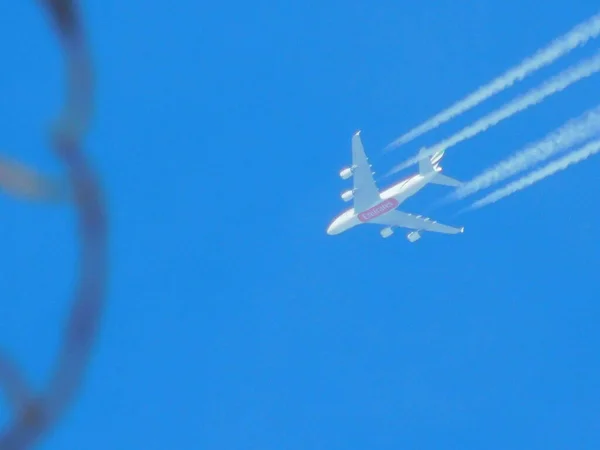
[418,148,462,187]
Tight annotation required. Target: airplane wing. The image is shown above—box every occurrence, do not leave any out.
[369,209,464,235]
[351,131,381,212]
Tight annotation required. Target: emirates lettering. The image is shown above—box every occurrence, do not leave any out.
[358,199,398,222]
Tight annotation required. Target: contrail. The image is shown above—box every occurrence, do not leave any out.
[385,50,600,177]
[448,105,600,200]
[384,11,600,151]
[466,138,600,211]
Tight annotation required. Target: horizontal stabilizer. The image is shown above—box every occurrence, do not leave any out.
[431,173,462,187]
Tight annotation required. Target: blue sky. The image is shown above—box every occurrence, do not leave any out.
[2,1,600,449]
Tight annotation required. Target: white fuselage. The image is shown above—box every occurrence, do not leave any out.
[326,171,436,235]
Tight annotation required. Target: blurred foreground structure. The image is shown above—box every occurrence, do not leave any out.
[0,1,107,448]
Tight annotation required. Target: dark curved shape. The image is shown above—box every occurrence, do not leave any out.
[0,1,107,448]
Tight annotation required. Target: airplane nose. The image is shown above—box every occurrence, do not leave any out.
[327,218,344,235]
[327,219,340,236]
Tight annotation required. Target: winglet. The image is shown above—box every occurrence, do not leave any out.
[354,129,361,137]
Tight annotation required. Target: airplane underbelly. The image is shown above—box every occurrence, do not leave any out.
[391,194,408,205]
[391,184,424,204]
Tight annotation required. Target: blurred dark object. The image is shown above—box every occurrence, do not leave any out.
[0,1,107,448]
[0,157,65,202]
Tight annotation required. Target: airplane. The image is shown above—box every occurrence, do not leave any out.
[326,130,465,242]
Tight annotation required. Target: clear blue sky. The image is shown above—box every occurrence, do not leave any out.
[2,1,600,449]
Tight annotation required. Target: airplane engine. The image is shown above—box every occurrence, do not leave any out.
[407,231,421,243]
[339,167,353,180]
[380,227,393,238]
[341,189,354,202]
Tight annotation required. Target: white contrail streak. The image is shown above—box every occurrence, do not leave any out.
[449,105,600,200]
[385,50,600,177]
[467,138,600,210]
[384,12,600,151]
